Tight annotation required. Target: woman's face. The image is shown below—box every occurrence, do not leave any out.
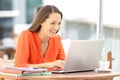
[41,12,61,37]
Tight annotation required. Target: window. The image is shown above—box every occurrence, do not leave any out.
[0,0,12,10]
[26,0,43,24]
[0,0,13,39]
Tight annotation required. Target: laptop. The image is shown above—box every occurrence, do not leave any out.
[52,39,104,74]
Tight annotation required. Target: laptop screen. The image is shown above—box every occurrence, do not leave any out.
[63,39,104,72]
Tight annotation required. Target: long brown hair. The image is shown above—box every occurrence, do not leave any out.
[28,5,63,32]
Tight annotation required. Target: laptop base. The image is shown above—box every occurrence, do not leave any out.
[52,70,94,74]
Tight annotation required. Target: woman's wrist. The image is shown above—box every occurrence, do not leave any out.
[42,63,47,68]
[28,63,47,68]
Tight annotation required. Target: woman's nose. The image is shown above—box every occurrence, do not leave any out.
[54,25,60,30]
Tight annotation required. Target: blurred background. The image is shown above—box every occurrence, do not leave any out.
[0,0,120,77]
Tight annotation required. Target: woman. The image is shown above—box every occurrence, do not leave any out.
[14,5,65,69]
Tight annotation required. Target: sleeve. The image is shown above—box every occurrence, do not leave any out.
[14,31,30,67]
[56,35,66,60]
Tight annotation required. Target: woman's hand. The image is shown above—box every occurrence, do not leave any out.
[28,60,65,69]
[45,60,65,68]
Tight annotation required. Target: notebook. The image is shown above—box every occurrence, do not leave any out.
[52,39,104,74]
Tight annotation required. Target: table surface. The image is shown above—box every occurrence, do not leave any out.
[0,71,120,80]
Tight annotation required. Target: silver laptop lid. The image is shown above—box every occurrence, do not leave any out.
[63,39,104,72]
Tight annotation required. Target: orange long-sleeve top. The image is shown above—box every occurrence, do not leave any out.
[14,30,65,67]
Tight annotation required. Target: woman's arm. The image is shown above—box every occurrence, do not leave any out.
[14,31,30,67]
[28,60,65,68]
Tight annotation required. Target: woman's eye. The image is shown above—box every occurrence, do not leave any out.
[51,23,55,25]
[58,23,61,25]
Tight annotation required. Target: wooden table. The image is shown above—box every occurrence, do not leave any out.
[0,71,120,80]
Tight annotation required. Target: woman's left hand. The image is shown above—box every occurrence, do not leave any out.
[45,60,65,68]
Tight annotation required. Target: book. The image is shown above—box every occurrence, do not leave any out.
[1,72,42,77]
[0,67,52,77]
[1,67,48,74]
[3,67,48,74]
[5,67,47,72]
[2,68,23,74]
[1,71,52,77]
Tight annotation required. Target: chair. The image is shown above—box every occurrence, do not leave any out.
[4,47,15,60]
[107,51,113,80]
[0,50,4,58]
[0,40,4,58]
[107,51,112,69]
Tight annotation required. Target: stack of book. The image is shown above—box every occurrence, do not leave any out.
[0,67,52,77]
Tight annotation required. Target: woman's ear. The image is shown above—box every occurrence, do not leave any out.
[41,21,44,27]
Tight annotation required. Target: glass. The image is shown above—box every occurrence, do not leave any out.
[0,0,12,10]
[26,0,43,23]
[0,0,13,39]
